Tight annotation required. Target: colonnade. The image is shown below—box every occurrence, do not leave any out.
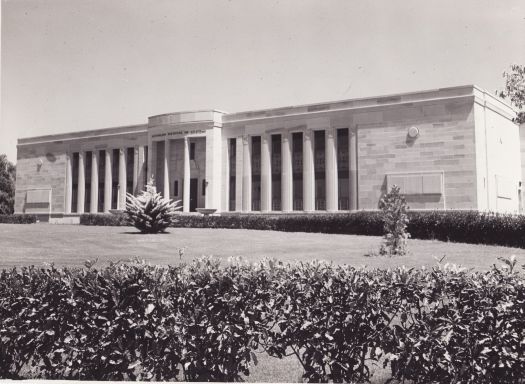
[232,127,358,212]
[64,146,147,214]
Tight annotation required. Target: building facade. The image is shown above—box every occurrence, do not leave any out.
[14,85,522,222]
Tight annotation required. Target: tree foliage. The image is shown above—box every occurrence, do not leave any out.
[498,64,525,124]
[0,154,16,215]
[379,185,410,256]
[125,177,180,233]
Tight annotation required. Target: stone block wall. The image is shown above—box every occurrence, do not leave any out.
[15,144,67,215]
[356,98,477,210]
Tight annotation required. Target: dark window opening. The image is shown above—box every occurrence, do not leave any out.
[143,145,149,186]
[174,180,179,196]
[251,136,261,211]
[202,179,206,196]
[71,152,79,213]
[229,138,236,211]
[190,142,196,160]
[126,147,134,195]
[85,151,92,212]
[337,128,350,210]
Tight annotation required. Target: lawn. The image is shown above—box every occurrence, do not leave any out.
[1,223,524,270]
[2,223,524,383]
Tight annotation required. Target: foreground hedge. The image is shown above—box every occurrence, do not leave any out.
[1,257,525,383]
[0,214,37,224]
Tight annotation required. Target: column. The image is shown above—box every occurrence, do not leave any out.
[222,139,230,212]
[118,148,127,210]
[136,145,145,193]
[325,128,338,211]
[260,133,271,212]
[132,147,138,195]
[281,132,293,212]
[163,139,170,200]
[349,127,358,210]
[90,151,99,213]
[235,136,244,211]
[77,151,85,213]
[303,130,315,211]
[104,149,112,212]
[65,152,72,214]
[242,136,252,211]
[183,137,191,212]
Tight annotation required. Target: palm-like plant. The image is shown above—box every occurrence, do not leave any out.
[125,177,181,233]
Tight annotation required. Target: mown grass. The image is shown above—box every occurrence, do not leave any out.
[1,224,524,270]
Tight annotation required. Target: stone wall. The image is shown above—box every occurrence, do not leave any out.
[15,144,67,216]
[356,98,477,210]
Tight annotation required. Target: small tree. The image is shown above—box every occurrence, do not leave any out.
[0,154,16,215]
[498,64,525,124]
[125,177,181,233]
[379,185,410,256]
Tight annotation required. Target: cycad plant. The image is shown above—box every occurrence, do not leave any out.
[125,177,181,233]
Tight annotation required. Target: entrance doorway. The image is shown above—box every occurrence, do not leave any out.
[190,178,198,212]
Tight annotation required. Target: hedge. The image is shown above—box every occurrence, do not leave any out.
[1,257,524,383]
[80,213,129,226]
[80,210,525,249]
[0,214,38,224]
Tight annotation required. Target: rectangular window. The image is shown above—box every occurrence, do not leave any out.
[337,128,350,210]
[143,145,149,186]
[190,142,196,160]
[174,180,179,196]
[229,138,236,211]
[292,132,303,210]
[202,179,206,195]
[251,136,261,211]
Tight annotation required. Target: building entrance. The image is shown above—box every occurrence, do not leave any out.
[190,178,198,212]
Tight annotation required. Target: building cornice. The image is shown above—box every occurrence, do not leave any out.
[224,85,516,125]
[17,124,148,147]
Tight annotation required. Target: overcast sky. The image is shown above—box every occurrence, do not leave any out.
[1,0,524,162]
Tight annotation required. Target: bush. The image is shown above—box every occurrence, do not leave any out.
[379,185,410,256]
[0,214,37,224]
[82,209,525,249]
[125,180,181,234]
[2,256,525,383]
[80,213,129,226]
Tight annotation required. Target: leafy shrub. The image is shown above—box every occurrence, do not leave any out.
[0,214,37,224]
[80,213,129,226]
[125,179,181,233]
[80,209,525,249]
[0,258,271,381]
[379,185,410,256]
[2,256,525,383]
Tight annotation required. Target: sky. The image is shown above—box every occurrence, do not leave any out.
[1,0,524,163]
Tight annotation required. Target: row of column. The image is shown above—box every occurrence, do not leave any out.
[159,137,192,213]
[238,127,357,212]
[65,147,146,214]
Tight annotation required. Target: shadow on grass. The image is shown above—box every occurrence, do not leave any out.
[121,231,172,235]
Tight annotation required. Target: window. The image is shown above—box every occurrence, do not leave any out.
[190,142,196,160]
[202,179,206,195]
[173,180,179,196]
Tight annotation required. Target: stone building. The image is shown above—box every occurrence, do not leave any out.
[14,85,522,222]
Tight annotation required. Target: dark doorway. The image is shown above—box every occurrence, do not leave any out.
[190,178,198,212]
